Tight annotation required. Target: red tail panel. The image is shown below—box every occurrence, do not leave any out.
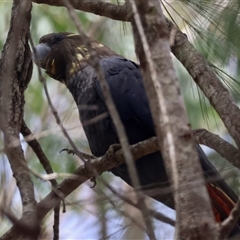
[207,183,235,222]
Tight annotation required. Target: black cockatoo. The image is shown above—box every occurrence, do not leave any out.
[34,32,240,236]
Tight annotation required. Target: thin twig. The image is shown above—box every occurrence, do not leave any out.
[98,177,175,227]
[53,203,60,240]
[20,120,58,186]
[33,0,129,21]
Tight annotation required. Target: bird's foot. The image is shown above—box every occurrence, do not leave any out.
[108,144,122,153]
[88,144,121,187]
[60,148,95,160]
[105,144,122,167]
[60,148,97,188]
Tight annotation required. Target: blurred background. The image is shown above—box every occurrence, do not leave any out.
[1,0,240,239]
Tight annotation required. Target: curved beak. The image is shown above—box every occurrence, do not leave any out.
[32,43,51,68]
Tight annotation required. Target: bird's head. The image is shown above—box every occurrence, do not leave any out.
[33,32,117,82]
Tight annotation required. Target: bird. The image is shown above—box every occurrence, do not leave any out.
[34,32,240,236]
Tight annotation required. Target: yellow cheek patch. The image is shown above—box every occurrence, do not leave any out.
[67,33,79,38]
[46,58,56,75]
[51,59,55,66]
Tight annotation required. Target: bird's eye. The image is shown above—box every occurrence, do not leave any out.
[53,35,63,43]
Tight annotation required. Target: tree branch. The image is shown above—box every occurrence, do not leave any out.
[220,198,240,238]
[127,0,218,238]
[193,129,240,170]
[21,120,58,186]
[21,120,61,240]
[0,0,40,239]
[169,23,240,149]
[33,0,129,21]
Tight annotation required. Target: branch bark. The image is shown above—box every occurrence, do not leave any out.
[33,0,129,21]
[193,129,240,170]
[220,198,240,238]
[0,0,39,239]
[169,24,240,149]
[127,0,218,238]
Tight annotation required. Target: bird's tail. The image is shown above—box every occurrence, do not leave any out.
[207,183,240,236]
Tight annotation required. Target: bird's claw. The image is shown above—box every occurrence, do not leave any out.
[60,148,95,160]
[60,148,97,188]
[90,177,97,188]
[108,144,122,156]
[83,161,97,188]
[105,144,122,167]
[60,148,75,155]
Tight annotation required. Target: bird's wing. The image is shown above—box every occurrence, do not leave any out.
[94,56,155,130]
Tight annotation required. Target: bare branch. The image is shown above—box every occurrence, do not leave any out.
[0,0,39,238]
[220,198,240,238]
[33,0,129,21]
[1,208,40,240]
[21,120,58,186]
[169,21,240,149]
[21,120,61,239]
[97,176,175,227]
[53,203,60,240]
[128,0,218,238]
[193,129,240,170]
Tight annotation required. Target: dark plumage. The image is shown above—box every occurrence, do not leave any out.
[34,32,240,235]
